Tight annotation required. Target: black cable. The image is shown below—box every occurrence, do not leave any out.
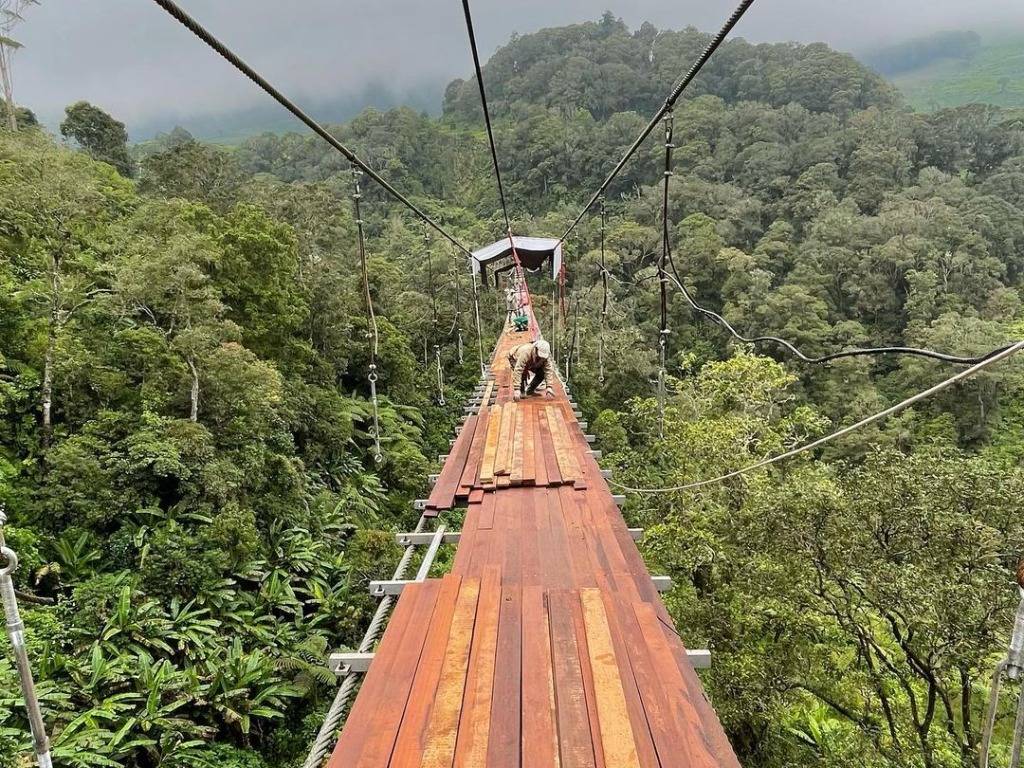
[663,262,1016,365]
[459,0,518,257]
[559,0,756,244]
[151,0,473,258]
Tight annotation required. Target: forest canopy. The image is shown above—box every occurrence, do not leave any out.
[2,14,1024,768]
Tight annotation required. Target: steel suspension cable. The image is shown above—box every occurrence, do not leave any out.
[150,0,472,258]
[598,196,609,384]
[663,266,1019,366]
[560,0,756,244]
[459,0,521,269]
[609,340,1024,495]
[0,507,52,768]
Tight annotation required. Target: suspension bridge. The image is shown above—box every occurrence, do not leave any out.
[324,287,738,767]
[5,0,1024,766]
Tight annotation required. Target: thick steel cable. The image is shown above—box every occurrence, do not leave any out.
[608,340,1024,495]
[598,197,608,384]
[0,508,52,768]
[150,0,472,258]
[560,0,756,244]
[664,267,1019,366]
[301,513,429,768]
[459,0,521,269]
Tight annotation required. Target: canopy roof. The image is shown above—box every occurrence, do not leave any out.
[470,236,562,286]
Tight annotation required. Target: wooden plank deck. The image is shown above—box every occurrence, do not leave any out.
[329,294,740,768]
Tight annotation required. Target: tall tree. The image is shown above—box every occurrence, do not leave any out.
[60,101,133,177]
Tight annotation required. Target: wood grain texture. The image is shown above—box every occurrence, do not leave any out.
[421,578,481,768]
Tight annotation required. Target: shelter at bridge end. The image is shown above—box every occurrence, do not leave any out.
[471,236,562,286]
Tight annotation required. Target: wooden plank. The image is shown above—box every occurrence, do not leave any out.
[521,405,537,485]
[421,578,481,768]
[487,584,522,768]
[547,590,597,768]
[633,602,725,768]
[329,581,437,766]
[533,406,550,488]
[579,589,642,768]
[477,492,496,531]
[390,575,464,767]
[468,488,485,505]
[570,585,607,767]
[459,413,489,493]
[521,586,560,768]
[427,417,476,512]
[454,566,502,768]
[510,406,526,486]
[494,402,515,476]
[346,582,443,767]
[615,600,706,768]
[478,407,502,485]
[546,406,580,486]
[537,406,562,486]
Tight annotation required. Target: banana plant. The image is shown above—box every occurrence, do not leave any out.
[202,640,297,740]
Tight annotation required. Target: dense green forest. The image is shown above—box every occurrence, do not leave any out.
[3,13,1024,768]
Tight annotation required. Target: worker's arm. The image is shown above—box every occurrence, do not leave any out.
[543,356,557,398]
[511,347,529,400]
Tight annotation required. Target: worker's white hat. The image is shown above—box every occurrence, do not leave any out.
[535,339,551,359]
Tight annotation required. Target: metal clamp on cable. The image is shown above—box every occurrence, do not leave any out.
[367,364,383,464]
[0,546,17,577]
[0,509,53,767]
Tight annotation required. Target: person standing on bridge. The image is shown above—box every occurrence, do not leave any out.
[508,338,556,401]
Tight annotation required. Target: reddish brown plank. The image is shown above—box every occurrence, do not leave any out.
[329,581,437,766]
[537,407,562,486]
[390,575,463,767]
[427,416,476,512]
[478,407,502,485]
[633,602,728,768]
[521,586,559,768]
[487,584,522,768]
[454,566,501,767]
[421,578,481,768]
[579,588,642,768]
[477,492,496,531]
[548,589,597,768]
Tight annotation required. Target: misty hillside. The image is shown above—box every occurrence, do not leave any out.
[443,13,896,119]
[861,30,1024,111]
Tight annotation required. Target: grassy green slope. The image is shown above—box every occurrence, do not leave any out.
[889,35,1024,110]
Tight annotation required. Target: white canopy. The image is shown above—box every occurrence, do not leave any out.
[470,236,562,286]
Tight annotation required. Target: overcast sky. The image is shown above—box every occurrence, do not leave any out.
[10,0,1024,137]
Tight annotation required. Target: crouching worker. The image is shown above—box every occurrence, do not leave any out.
[507,338,556,402]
